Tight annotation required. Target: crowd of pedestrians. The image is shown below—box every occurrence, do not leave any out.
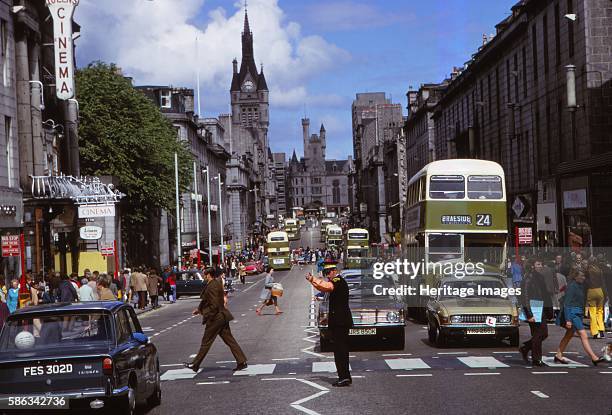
[513,250,610,366]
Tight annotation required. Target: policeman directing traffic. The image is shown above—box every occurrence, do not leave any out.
[306,261,353,387]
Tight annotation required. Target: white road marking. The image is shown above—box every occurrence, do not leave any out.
[141,327,154,332]
[542,356,588,368]
[493,351,517,354]
[396,373,433,377]
[464,372,501,376]
[196,381,230,385]
[296,379,329,392]
[189,354,196,359]
[272,357,300,361]
[233,364,276,376]
[261,377,297,381]
[215,360,235,364]
[385,358,431,370]
[382,353,413,357]
[160,368,200,381]
[301,345,327,358]
[532,371,568,374]
[599,371,612,374]
[312,362,352,373]
[548,351,578,354]
[437,351,468,355]
[160,364,183,367]
[531,391,549,398]
[458,356,509,368]
[352,375,365,378]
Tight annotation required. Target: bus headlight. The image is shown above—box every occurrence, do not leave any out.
[386,311,400,323]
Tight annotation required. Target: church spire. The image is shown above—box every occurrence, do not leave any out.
[243,1,251,35]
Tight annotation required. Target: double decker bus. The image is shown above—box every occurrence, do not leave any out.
[266,231,291,270]
[292,206,306,227]
[284,218,300,241]
[325,225,343,250]
[401,159,508,319]
[319,219,332,242]
[344,228,370,269]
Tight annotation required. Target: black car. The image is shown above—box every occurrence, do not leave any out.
[317,271,406,351]
[175,271,205,299]
[0,302,160,414]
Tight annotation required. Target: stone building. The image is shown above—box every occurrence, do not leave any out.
[226,9,270,248]
[136,86,230,267]
[430,0,612,247]
[272,152,288,218]
[287,118,352,215]
[351,93,403,243]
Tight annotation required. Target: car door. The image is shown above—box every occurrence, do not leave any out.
[127,307,156,396]
[115,308,148,401]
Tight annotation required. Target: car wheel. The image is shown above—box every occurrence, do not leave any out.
[509,329,520,347]
[435,323,447,347]
[147,363,162,407]
[319,335,331,352]
[121,385,136,415]
[427,319,437,345]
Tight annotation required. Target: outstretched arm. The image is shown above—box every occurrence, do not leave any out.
[306,273,334,292]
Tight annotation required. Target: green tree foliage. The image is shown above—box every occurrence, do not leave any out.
[76,62,193,224]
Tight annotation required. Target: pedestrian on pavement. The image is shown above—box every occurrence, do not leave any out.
[511,256,523,288]
[131,268,148,309]
[256,267,282,315]
[238,262,246,285]
[183,268,248,373]
[167,271,177,303]
[58,274,78,303]
[586,257,607,339]
[96,275,116,301]
[79,278,95,301]
[305,262,353,387]
[519,259,554,366]
[147,268,162,308]
[87,273,99,301]
[0,294,9,330]
[6,280,19,314]
[555,269,605,365]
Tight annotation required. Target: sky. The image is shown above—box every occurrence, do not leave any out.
[74,0,517,161]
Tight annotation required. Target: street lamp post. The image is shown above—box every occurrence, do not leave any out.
[174,153,182,270]
[192,161,201,268]
[212,174,225,266]
[203,167,213,266]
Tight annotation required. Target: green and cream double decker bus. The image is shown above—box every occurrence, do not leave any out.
[325,225,343,250]
[401,159,508,318]
[266,231,291,270]
[319,219,333,242]
[284,218,300,241]
[345,228,369,269]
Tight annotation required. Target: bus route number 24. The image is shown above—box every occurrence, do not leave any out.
[475,214,492,227]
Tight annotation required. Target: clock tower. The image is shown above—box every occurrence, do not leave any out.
[226,7,270,248]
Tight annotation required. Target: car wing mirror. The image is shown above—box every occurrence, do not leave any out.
[132,332,149,344]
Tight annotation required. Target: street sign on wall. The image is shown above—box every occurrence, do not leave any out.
[1,235,20,257]
[78,204,115,218]
[46,0,79,99]
[518,227,532,245]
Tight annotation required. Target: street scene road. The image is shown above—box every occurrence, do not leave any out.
[140,227,611,415]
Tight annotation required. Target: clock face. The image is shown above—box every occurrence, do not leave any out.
[242,80,254,91]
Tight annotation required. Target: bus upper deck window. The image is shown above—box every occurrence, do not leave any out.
[429,175,465,199]
[467,175,503,199]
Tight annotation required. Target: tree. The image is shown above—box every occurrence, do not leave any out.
[76,62,193,266]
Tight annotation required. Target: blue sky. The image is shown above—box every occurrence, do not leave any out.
[76,0,517,161]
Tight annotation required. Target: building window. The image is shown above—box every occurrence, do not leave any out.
[532,24,538,84]
[161,90,172,108]
[5,116,12,187]
[567,0,575,57]
[1,20,7,87]
[543,13,549,75]
[332,180,340,204]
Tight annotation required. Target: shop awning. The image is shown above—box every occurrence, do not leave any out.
[30,175,125,205]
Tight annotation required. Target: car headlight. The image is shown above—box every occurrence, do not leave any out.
[386,311,399,323]
[450,315,463,324]
[498,315,511,324]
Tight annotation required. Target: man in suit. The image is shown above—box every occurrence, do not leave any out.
[184,268,248,372]
[306,261,352,387]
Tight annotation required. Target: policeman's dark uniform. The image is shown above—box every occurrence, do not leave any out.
[328,272,352,383]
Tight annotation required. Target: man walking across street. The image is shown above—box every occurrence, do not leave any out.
[519,259,554,366]
[130,268,148,310]
[184,268,248,373]
[306,262,353,387]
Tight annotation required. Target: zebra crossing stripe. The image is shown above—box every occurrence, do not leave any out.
[541,356,588,368]
[312,361,352,373]
[458,356,509,368]
[233,364,276,376]
[385,358,431,370]
[160,368,200,381]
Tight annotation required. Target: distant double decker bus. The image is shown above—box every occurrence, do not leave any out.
[401,159,508,318]
[345,228,370,269]
[325,225,343,250]
[266,231,291,270]
[292,207,306,227]
[284,218,300,241]
[319,219,332,242]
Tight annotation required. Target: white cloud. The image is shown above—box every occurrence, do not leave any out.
[75,0,349,110]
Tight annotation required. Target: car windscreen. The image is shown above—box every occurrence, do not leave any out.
[349,275,396,299]
[0,313,113,354]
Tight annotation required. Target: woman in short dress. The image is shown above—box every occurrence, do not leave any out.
[256,267,282,315]
[554,269,605,365]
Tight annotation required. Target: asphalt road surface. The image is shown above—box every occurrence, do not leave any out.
[139,227,612,415]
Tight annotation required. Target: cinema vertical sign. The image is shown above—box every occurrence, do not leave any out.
[46,0,79,100]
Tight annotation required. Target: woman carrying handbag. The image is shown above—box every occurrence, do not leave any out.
[256,267,283,315]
